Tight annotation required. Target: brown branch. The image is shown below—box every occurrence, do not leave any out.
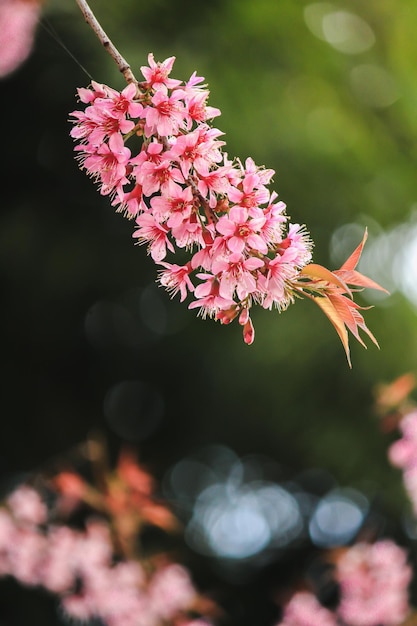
[75,0,137,85]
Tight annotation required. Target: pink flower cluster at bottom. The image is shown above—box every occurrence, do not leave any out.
[0,477,414,626]
[0,485,211,626]
[278,540,412,626]
[336,540,412,626]
[279,591,337,626]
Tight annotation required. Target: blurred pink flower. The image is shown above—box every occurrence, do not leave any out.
[278,591,337,626]
[41,526,80,593]
[8,527,47,585]
[0,478,213,626]
[148,563,197,620]
[389,410,417,516]
[7,485,48,526]
[336,540,412,626]
[0,510,16,574]
[0,0,41,78]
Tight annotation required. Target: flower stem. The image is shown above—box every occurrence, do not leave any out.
[75,0,137,85]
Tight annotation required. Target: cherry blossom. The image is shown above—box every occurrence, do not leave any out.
[0,0,41,78]
[389,410,417,516]
[278,591,337,626]
[158,261,195,302]
[336,540,412,626]
[0,450,214,626]
[70,53,384,359]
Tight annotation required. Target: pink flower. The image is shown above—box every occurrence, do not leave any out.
[191,236,215,271]
[277,223,313,267]
[388,411,417,515]
[156,184,194,228]
[7,485,48,526]
[336,540,412,626]
[389,438,417,470]
[171,212,205,249]
[61,592,94,622]
[133,212,174,261]
[278,591,338,626]
[216,206,268,255]
[259,254,298,310]
[8,527,47,586]
[41,526,79,593]
[228,171,270,209]
[158,262,194,302]
[242,156,275,186]
[166,126,224,178]
[131,140,164,169]
[211,253,264,301]
[181,90,221,129]
[137,160,184,198]
[73,560,147,625]
[259,191,287,243]
[82,133,131,195]
[196,163,233,208]
[144,87,185,137]
[140,53,182,89]
[147,563,196,620]
[72,104,135,147]
[0,510,16,574]
[389,411,417,470]
[189,274,235,318]
[70,54,383,352]
[113,183,146,218]
[70,109,101,143]
[76,80,110,104]
[0,0,41,78]
[96,82,143,119]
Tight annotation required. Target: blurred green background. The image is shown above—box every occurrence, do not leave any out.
[1,0,417,623]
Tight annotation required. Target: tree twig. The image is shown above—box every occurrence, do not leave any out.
[75,0,137,85]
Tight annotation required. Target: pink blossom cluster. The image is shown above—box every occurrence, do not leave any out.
[388,410,417,516]
[0,483,211,626]
[277,540,412,626]
[336,540,412,626]
[70,54,313,344]
[278,591,337,626]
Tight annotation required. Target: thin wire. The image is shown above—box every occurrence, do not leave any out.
[39,16,94,81]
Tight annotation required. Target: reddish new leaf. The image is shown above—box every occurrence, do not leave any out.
[301,263,351,294]
[328,292,379,349]
[296,229,387,366]
[309,294,352,367]
[339,228,368,271]
[335,269,388,293]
